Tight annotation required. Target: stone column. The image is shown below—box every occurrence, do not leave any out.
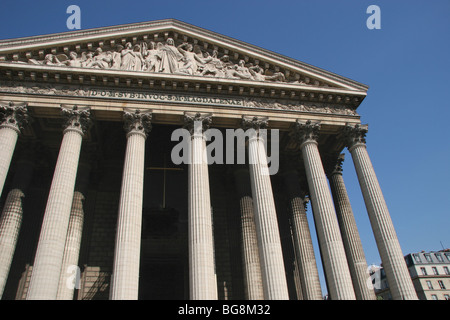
[293,120,355,300]
[184,112,217,300]
[110,109,152,300]
[243,116,289,300]
[0,149,34,299]
[327,153,376,300]
[233,167,264,300]
[27,106,91,300]
[343,124,418,300]
[283,170,323,300]
[0,102,29,198]
[56,159,92,300]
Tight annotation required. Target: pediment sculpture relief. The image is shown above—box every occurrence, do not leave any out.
[26,38,292,83]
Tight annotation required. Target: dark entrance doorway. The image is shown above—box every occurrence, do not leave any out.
[139,259,186,300]
[138,207,188,300]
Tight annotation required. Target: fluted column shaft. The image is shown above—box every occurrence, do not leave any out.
[0,189,24,297]
[345,124,417,300]
[56,191,85,300]
[0,102,29,198]
[110,110,151,300]
[328,154,376,300]
[283,172,322,300]
[294,120,355,300]
[0,128,18,197]
[185,113,217,300]
[233,168,264,300]
[56,159,92,300]
[244,117,289,300]
[0,157,34,298]
[27,106,90,300]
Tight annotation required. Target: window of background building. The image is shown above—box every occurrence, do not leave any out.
[444,294,450,300]
[431,294,438,300]
[425,254,432,262]
[444,266,450,275]
[414,254,421,263]
[445,253,450,262]
[435,254,443,262]
[432,267,439,275]
[421,267,427,275]
[427,280,433,290]
[438,281,446,290]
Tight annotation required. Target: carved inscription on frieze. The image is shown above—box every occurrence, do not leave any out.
[0,82,358,115]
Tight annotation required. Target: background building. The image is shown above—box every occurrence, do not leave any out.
[375,249,450,300]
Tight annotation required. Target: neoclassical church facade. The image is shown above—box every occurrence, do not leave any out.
[0,19,417,300]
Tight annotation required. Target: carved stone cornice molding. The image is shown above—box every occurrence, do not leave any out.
[183,112,212,135]
[0,101,29,133]
[291,120,321,148]
[123,109,152,138]
[60,105,91,135]
[342,123,368,151]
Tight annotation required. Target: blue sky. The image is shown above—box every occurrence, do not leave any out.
[1,1,449,296]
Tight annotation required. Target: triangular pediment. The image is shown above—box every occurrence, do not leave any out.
[0,19,367,91]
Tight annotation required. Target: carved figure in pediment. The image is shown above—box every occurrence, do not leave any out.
[248,64,265,81]
[111,44,124,69]
[200,50,225,77]
[65,51,82,68]
[44,54,68,66]
[86,48,112,69]
[132,44,145,71]
[27,52,71,67]
[28,54,57,66]
[44,54,56,65]
[143,41,161,72]
[219,55,233,67]
[249,64,285,82]
[225,59,252,80]
[27,59,39,65]
[176,43,212,75]
[158,38,183,73]
[120,42,136,71]
[218,55,232,77]
[81,52,94,68]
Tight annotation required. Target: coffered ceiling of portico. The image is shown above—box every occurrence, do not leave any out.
[0,19,368,106]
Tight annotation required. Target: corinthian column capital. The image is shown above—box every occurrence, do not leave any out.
[241,116,268,131]
[61,105,91,135]
[343,124,368,151]
[183,112,212,135]
[0,101,29,133]
[291,120,321,148]
[123,109,152,138]
[327,153,345,177]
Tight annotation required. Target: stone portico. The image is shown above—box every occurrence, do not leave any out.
[0,19,417,300]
